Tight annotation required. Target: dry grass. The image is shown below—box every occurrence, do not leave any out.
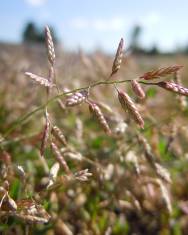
[0,27,188,235]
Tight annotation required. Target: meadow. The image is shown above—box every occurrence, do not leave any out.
[1,28,188,235]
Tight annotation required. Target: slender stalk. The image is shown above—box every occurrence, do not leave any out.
[2,78,156,138]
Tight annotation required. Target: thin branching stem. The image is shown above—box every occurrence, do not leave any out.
[2,78,156,138]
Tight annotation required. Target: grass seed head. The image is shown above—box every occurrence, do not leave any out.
[157,81,188,96]
[157,179,172,214]
[131,80,145,99]
[45,25,55,66]
[88,102,112,134]
[66,90,88,107]
[111,38,124,77]
[16,165,26,179]
[74,169,92,181]
[155,163,172,184]
[25,72,54,88]
[139,65,183,80]
[40,110,50,158]
[173,72,187,109]
[6,194,17,211]
[52,125,67,146]
[117,90,144,129]
[51,142,71,174]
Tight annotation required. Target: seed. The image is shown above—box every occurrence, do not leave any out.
[117,90,144,128]
[66,90,88,107]
[88,102,111,134]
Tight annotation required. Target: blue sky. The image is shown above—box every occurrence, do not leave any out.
[0,0,188,52]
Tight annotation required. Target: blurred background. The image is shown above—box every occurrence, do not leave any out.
[1,0,188,54]
[2,1,188,235]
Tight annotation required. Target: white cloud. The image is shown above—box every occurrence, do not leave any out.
[25,0,48,7]
[70,17,127,32]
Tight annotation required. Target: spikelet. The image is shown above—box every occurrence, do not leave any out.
[88,102,111,134]
[25,72,54,88]
[51,142,70,174]
[131,80,145,99]
[137,134,156,168]
[6,194,17,211]
[45,26,55,66]
[111,38,124,77]
[14,214,50,224]
[126,151,140,175]
[47,162,60,188]
[139,65,183,80]
[63,151,83,161]
[51,125,67,146]
[117,90,144,129]
[12,199,51,223]
[173,71,187,109]
[157,179,172,214]
[40,110,50,158]
[154,163,172,184]
[66,90,88,107]
[16,165,26,179]
[157,81,188,96]
[49,162,60,180]
[114,121,128,135]
[74,169,92,181]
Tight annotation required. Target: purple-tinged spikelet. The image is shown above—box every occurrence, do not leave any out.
[131,80,145,99]
[66,90,88,107]
[88,102,111,134]
[40,110,50,157]
[51,125,67,146]
[117,90,144,129]
[74,169,92,181]
[45,26,55,66]
[51,142,70,174]
[25,72,54,88]
[157,81,188,96]
[173,71,187,109]
[111,38,124,77]
[139,65,183,80]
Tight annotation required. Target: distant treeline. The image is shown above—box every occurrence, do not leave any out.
[22,22,188,55]
[22,22,57,44]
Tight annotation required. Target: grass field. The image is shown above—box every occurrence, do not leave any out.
[1,38,188,235]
